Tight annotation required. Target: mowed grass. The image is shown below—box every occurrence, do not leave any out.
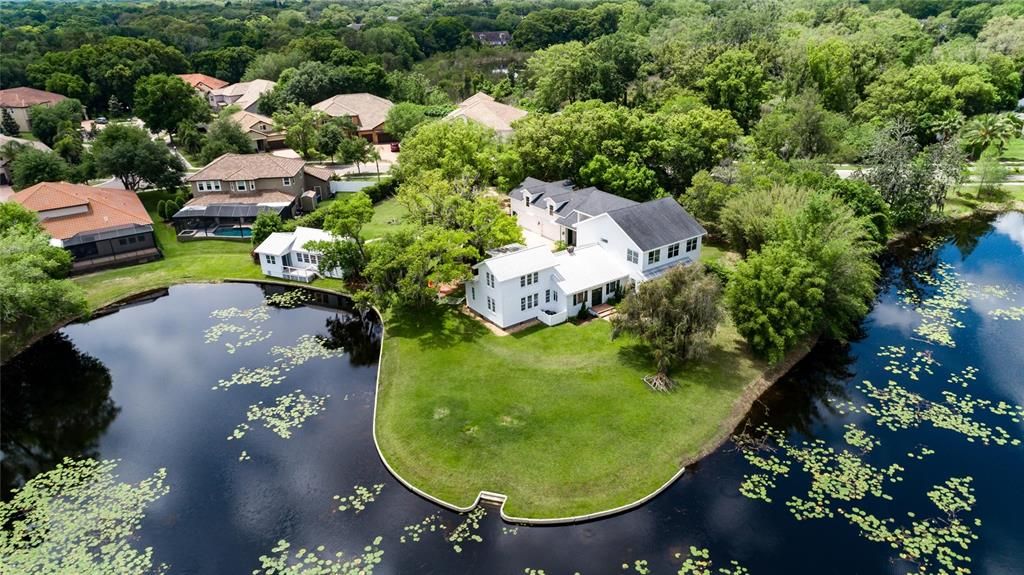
[362,197,412,240]
[944,183,1024,218]
[376,307,765,518]
[74,189,343,309]
[1001,138,1024,162]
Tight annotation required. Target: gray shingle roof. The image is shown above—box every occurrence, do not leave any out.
[508,177,574,201]
[553,188,637,228]
[607,198,706,251]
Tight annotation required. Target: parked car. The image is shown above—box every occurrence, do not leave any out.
[389,142,400,152]
[95,117,108,125]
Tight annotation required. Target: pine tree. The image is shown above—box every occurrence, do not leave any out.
[1,108,19,136]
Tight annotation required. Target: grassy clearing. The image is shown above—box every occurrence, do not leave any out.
[1001,138,1024,162]
[73,189,343,309]
[363,197,412,240]
[375,306,764,518]
[944,184,1024,218]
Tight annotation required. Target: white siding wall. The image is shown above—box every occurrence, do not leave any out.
[641,235,703,272]
[259,253,285,278]
[467,262,564,328]
[510,195,561,241]
[576,215,644,280]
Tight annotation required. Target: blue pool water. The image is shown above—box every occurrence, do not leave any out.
[212,226,251,238]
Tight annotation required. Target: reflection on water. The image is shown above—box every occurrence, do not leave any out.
[3,212,1023,574]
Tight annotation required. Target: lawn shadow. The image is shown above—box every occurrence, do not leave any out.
[385,303,488,349]
[616,342,655,373]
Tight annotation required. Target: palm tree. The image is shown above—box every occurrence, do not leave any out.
[929,110,964,141]
[960,114,1016,158]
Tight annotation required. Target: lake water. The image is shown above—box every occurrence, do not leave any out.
[3,212,1023,574]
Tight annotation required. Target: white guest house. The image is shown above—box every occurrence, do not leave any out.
[254,226,343,283]
[467,179,707,328]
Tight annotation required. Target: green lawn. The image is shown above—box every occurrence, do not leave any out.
[375,307,765,518]
[944,183,1024,218]
[74,189,343,309]
[1001,138,1024,162]
[363,197,412,240]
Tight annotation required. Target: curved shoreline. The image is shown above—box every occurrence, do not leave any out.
[370,321,819,525]
[9,278,817,524]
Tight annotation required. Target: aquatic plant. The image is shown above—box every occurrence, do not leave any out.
[265,290,311,308]
[241,390,330,440]
[211,306,270,323]
[447,507,487,553]
[0,458,169,575]
[272,335,345,371]
[400,514,442,543]
[333,484,385,514]
[877,345,937,381]
[837,380,1022,446]
[840,477,980,575]
[252,537,384,575]
[214,366,285,390]
[676,547,751,575]
[988,306,1024,320]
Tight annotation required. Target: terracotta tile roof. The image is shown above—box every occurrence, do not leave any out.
[0,87,67,108]
[446,92,527,133]
[12,182,152,241]
[188,153,306,181]
[312,93,393,131]
[184,191,295,206]
[176,73,229,90]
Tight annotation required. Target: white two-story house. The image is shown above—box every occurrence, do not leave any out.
[467,179,706,329]
[254,226,343,283]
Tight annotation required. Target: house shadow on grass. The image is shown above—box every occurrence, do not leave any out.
[386,303,489,349]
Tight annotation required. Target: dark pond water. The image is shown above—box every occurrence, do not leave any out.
[3,212,1023,574]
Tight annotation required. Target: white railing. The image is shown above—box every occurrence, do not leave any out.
[536,309,568,326]
[281,266,317,283]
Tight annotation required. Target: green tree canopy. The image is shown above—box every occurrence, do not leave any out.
[612,264,723,376]
[28,99,84,147]
[698,49,768,131]
[10,149,69,191]
[92,124,185,191]
[133,74,210,143]
[199,116,255,164]
[396,119,499,186]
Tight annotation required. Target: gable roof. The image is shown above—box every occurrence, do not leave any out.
[210,79,276,110]
[552,188,637,228]
[255,226,337,256]
[12,182,152,241]
[446,92,527,133]
[475,244,558,281]
[0,87,67,108]
[312,93,394,130]
[228,110,277,133]
[176,73,229,91]
[508,177,574,202]
[188,153,306,181]
[606,197,706,251]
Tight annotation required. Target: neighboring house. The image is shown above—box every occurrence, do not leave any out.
[0,134,52,185]
[445,92,527,140]
[466,178,706,328]
[473,31,511,46]
[228,110,286,152]
[312,93,394,143]
[12,181,159,273]
[0,87,68,133]
[208,79,276,113]
[176,73,229,96]
[173,153,333,234]
[254,226,343,283]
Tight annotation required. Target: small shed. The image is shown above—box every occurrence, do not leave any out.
[300,190,318,212]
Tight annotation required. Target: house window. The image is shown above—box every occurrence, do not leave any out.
[235,180,250,192]
[486,272,494,288]
[521,297,527,311]
[605,280,620,295]
[668,243,680,258]
[310,254,319,265]
[471,287,476,300]
[525,196,531,207]
[265,254,276,264]
[520,275,526,287]
[197,180,221,192]
[686,237,699,252]
[626,248,638,264]
[553,290,558,302]
[548,205,554,216]
[119,238,127,245]
[487,296,495,312]
[648,250,661,265]
[545,289,550,303]
[533,272,538,284]
[282,177,293,186]
[573,292,585,305]
[533,293,538,307]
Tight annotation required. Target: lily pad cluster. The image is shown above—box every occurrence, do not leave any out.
[206,305,273,353]
[447,507,487,553]
[840,477,980,575]
[272,335,345,371]
[0,458,169,575]
[877,345,937,381]
[837,380,1022,447]
[399,513,442,543]
[214,366,286,390]
[236,390,330,440]
[265,289,312,308]
[252,536,384,575]
[988,306,1024,320]
[676,547,750,575]
[334,484,385,514]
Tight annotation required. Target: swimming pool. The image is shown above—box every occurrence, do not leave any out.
[212,225,252,238]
